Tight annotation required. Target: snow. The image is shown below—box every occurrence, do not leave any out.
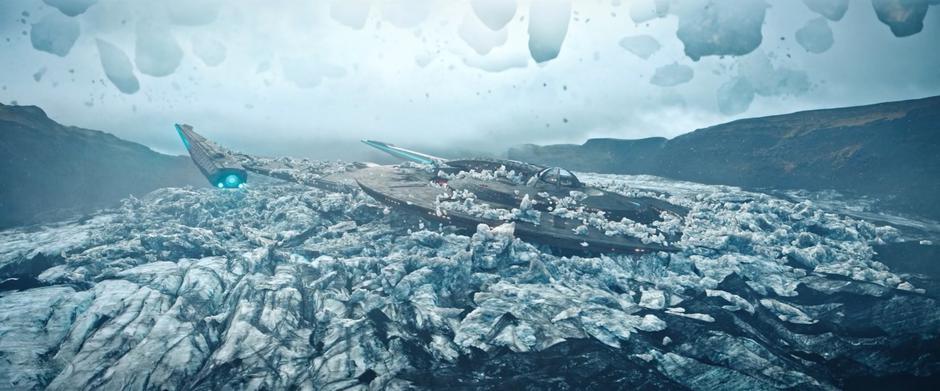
[0,165,937,389]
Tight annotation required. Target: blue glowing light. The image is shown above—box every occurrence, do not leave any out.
[217,183,224,188]
[224,174,241,187]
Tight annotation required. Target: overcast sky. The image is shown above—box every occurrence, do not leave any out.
[1,0,938,161]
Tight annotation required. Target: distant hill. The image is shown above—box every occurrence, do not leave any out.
[510,96,940,220]
[0,103,205,228]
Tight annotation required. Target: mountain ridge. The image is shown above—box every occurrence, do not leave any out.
[0,103,205,228]
[509,95,940,219]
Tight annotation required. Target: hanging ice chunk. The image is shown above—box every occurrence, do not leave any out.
[717,77,754,115]
[134,21,183,77]
[471,0,517,31]
[801,0,849,21]
[737,51,811,97]
[795,17,834,54]
[42,0,97,17]
[629,0,670,23]
[650,63,694,87]
[30,12,80,57]
[527,0,572,63]
[330,0,371,29]
[673,0,768,61]
[96,39,139,94]
[618,35,661,59]
[164,0,222,26]
[381,0,431,29]
[871,0,930,37]
[192,34,226,67]
[459,13,508,55]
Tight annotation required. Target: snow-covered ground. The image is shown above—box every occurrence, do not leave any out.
[1,171,938,390]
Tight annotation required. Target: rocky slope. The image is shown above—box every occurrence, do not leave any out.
[509,96,940,220]
[0,103,205,228]
[1,163,938,390]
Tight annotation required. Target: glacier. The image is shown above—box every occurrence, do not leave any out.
[1,165,938,390]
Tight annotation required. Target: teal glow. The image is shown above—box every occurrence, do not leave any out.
[217,183,224,188]
[224,174,241,187]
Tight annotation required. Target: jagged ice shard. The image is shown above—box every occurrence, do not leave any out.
[30,12,80,57]
[42,0,98,17]
[471,0,517,31]
[95,39,140,94]
[527,0,572,63]
[134,21,184,77]
[673,0,769,61]
[796,17,834,54]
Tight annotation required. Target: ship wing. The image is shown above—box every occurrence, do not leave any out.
[175,124,359,192]
[361,139,447,166]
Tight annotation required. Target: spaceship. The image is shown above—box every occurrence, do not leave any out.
[175,124,687,254]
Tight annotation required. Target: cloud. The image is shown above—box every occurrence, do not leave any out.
[96,39,140,94]
[527,0,572,63]
[134,21,184,77]
[673,0,769,61]
[618,35,661,60]
[650,63,694,87]
[871,0,930,37]
[471,0,517,31]
[42,0,97,17]
[801,0,849,21]
[30,12,80,57]
[795,17,834,53]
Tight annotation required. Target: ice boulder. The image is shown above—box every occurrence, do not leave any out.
[30,12,80,57]
[42,0,97,17]
[618,35,661,59]
[527,0,572,63]
[650,63,694,87]
[96,39,140,94]
[471,0,518,30]
[134,21,184,77]
[673,0,768,61]
[795,17,834,54]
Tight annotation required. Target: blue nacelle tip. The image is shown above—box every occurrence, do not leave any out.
[217,174,245,189]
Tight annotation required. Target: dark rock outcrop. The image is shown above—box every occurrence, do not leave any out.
[509,95,940,219]
[0,103,205,228]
